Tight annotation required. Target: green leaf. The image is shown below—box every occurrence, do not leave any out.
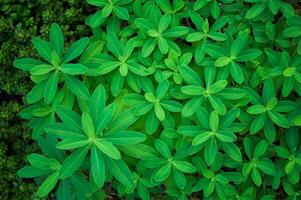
[13,58,43,71]
[182,97,202,117]
[254,140,268,158]
[85,10,106,28]
[102,4,113,17]
[186,32,204,42]
[64,74,90,100]
[251,167,262,186]
[17,166,52,178]
[154,163,171,182]
[30,64,54,75]
[230,36,246,57]
[50,23,64,58]
[246,3,266,19]
[236,49,262,62]
[209,111,219,132]
[215,56,231,67]
[221,142,242,162]
[60,64,87,75]
[37,171,60,197]
[205,138,217,166]
[55,106,82,133]
[145,110,159,134]
[154,103,165,121]
[87,0,106,6]
[32,37,53,63]
[82,112,95,138]
[118,144,157,158]
[283,26,301,38]
[247,105,266,114]
[267,110,289,128]
[107,32,122,57]
[91,146,105,188]
[114,6,129,20]
[179,65,202,86]
[44,70,59,104]
[134,102,153,116]
[172,161,196,173]
[104,130,146,145]
[285,128,299,152]
[158,37,169,54]
[193,0,207,10]
[108,158,133,186]
[209,80,227,94]
[160,100,182,112]
[95,139,120,159]
[27,153,52,170]
[208,95,226,115]
[257,158,276,176]
[215,130,237,142]
[163,26,189,37]
[97,61,120,75]
[142,39,157,57]
[210,0,220,19]
[56,136,89,150]
[181,85,204,96]
[80,41,104,63]
[192,131,212,146]
[250,113,266,134]
[155,139,171,159]
[159,14,171,32]
[229,62,243,84]
[156,80,169,99]
[63,37,89,63]
[89,84,106,124]
[60,146,89,179]
[173,168,186,190]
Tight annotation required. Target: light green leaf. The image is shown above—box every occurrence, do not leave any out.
[60,146,89,179]
[95,139,121,159]
[154,163,171,182]
[60,64,87,75]
[82,112,95,138]
[37,171,60,197]
[91,146,105,188]
[104,130,146,145]
[63,37,89,63]
[64,74,90,100]
[44,70,59,104]
[50,23,64,57]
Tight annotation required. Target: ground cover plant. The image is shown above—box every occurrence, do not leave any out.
[13,0,301,199]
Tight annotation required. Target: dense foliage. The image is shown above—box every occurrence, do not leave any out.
[0,0,89,199]
[12,0,301,199]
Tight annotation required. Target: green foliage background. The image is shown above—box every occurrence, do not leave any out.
[0,0,89,199]
[2,0,301,199]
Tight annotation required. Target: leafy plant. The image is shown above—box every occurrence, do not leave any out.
[14,0,301,199]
